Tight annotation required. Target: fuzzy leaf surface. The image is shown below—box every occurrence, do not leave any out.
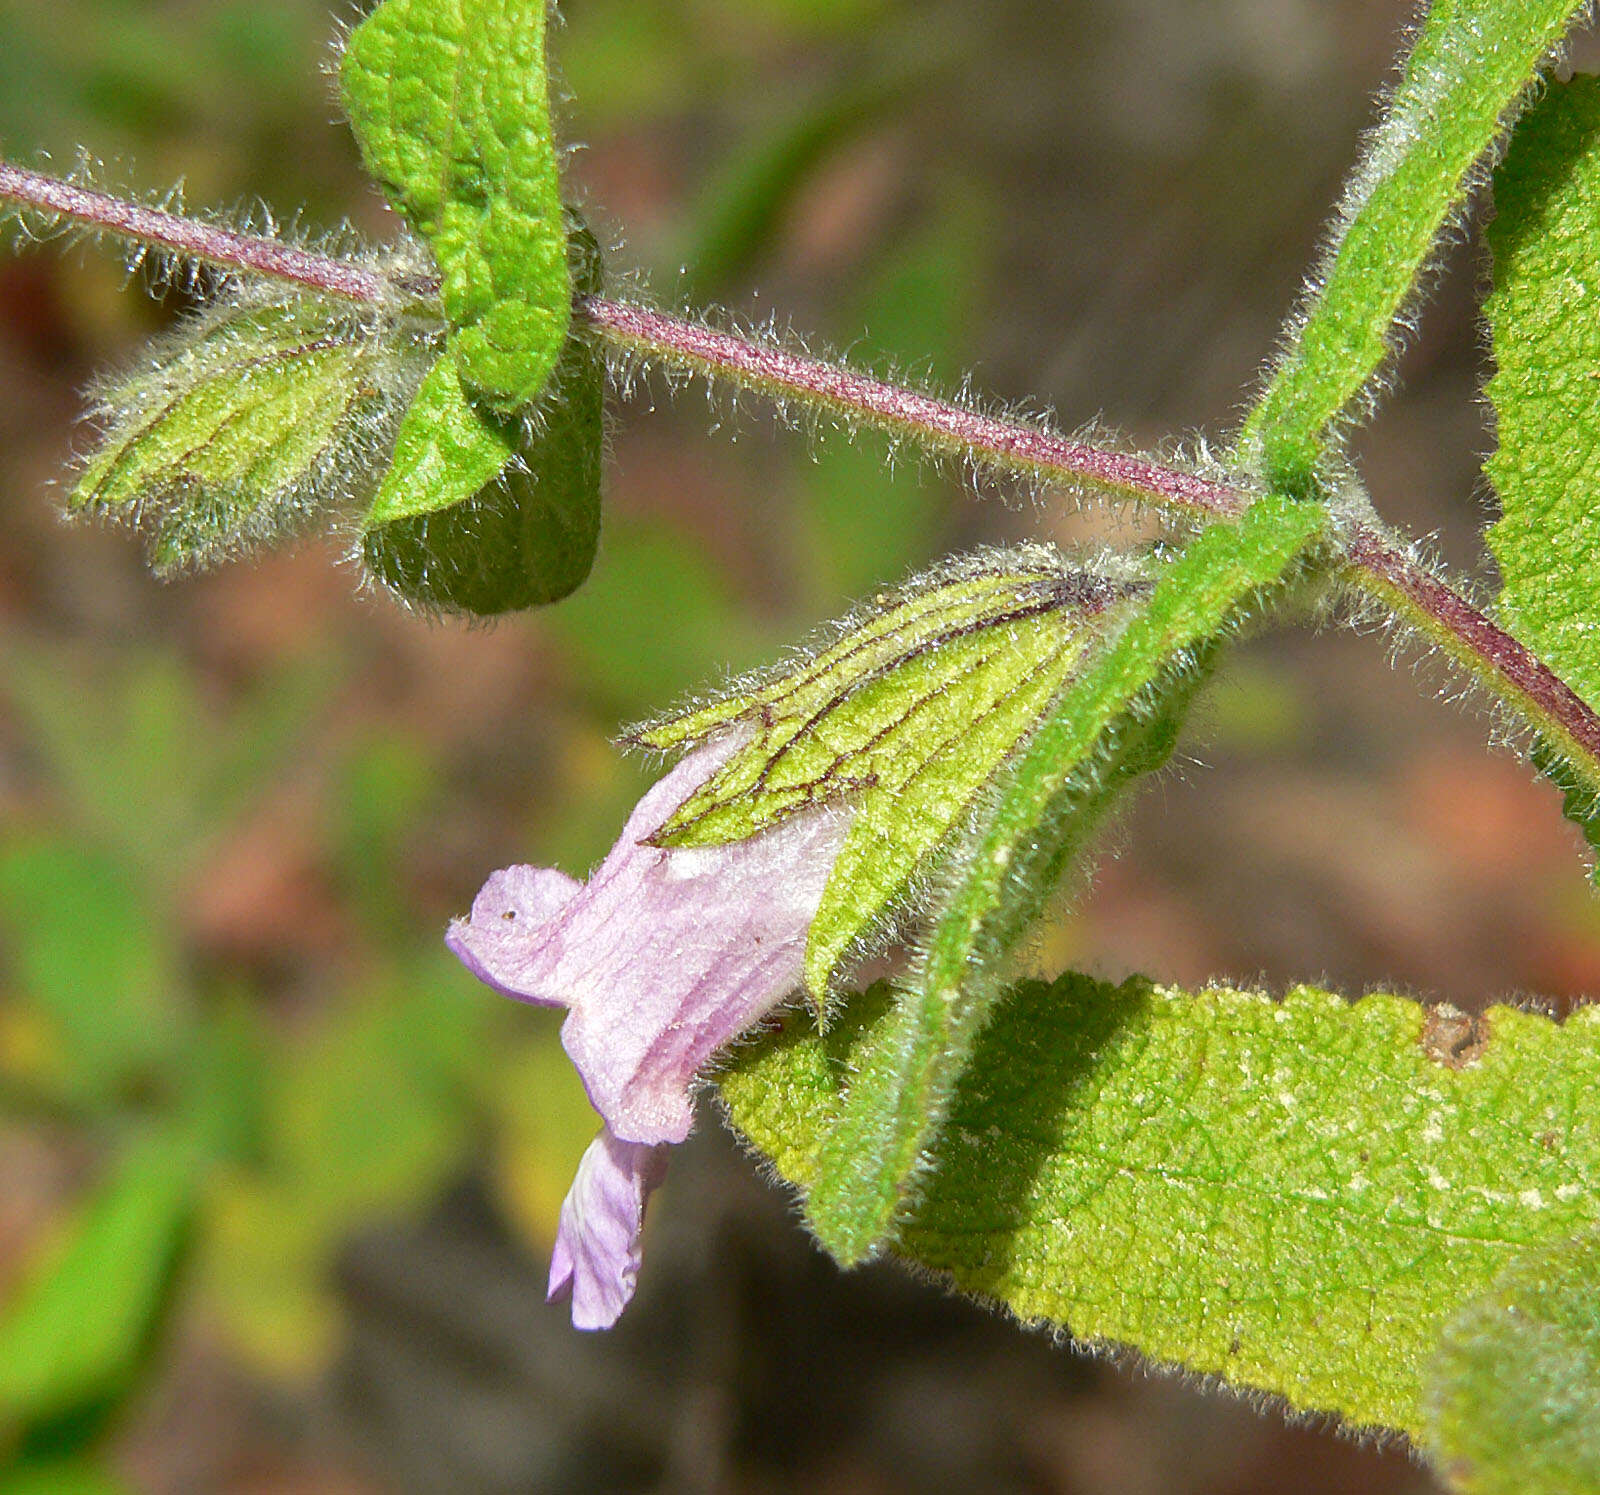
[1241,0,1587,493]
[1486,77,1600,716]
[639,555,1131,991]
[363,354,518,527]
[634,561,1077,756]
[806,496,1326,1263]
[1425,1230,1600,1493]
[362,335,604,612]
[720,976,1600,1439]
[342,0,570,411]
[363,218,604,613]
[71,295,393,573]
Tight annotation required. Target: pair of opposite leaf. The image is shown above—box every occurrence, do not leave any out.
[73,0,601,616]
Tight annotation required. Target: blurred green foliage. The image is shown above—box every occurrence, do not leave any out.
[1426,1229,1600,1492]
[0,635,604,1470]
[0,1459,133,1495]
[0,0,354,221]
[0,1130,197,1435]
[0,1,308,148]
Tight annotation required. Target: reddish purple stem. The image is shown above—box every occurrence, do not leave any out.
[1346,526,1600,763]
[582,299,1243,521]
[0,161,391,303]
[4,156,1599,772]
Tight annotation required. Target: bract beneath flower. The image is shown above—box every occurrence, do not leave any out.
[447,731,850,1327]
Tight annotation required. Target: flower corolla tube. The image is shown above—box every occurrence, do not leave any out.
[447,732,848,1329]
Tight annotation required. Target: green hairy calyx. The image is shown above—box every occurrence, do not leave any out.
[635,548,1141,997]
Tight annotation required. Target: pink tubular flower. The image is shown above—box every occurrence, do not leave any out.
[446,733,849,1329]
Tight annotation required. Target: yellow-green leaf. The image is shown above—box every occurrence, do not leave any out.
[1240,0,1590,494]
[634,550,1136,991]
[1487,77,1600,713]
[362,218,605,613]
[721,976,1600,1441]
[342,0,570,411]
[72,294,398,573]
[806,496,1326,1263]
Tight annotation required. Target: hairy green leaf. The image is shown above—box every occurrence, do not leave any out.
[363,354,519,526]
[635,559,1073,754]
[0,1134,196,1431]
[720,976,1600,1439]
[363,220,605,613]
[361,346,602,614]
[800,625,1089,999]
[806,496,1326,1263]
[342,0,570,411]
[1240,0,1588,494]
[1425,1230,1600,1494]
[71,294,401,573]
[1530,739,1600,879]
[642,555,1122,841]
[1486,77,1600,716]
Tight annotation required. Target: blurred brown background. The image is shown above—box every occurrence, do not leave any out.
[2,0,1597,1491]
